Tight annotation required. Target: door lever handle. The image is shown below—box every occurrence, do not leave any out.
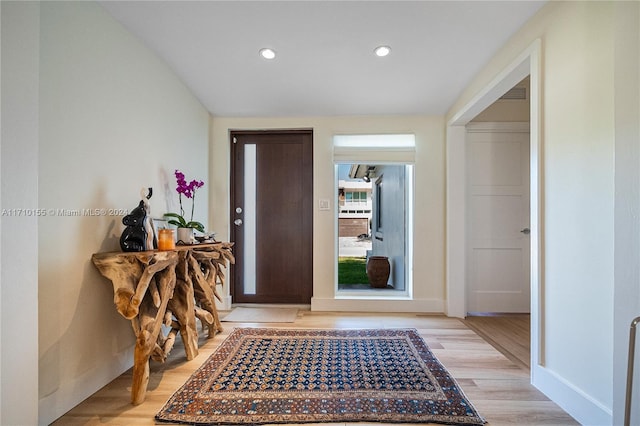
[234,219,243,226]
[520,228,530,235]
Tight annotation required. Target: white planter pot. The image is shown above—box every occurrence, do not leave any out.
[176,227,194,245]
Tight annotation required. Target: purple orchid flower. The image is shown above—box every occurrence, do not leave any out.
[165,170,205,232]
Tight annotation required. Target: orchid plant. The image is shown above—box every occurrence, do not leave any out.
[164,169,205,232]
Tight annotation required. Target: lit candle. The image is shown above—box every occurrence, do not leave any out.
[157,229,175,251]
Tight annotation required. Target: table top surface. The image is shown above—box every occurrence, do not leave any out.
[93,242,232,258]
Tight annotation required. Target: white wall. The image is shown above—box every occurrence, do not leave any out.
[447,2,622,424]
[0,2,40,425]
[36,2,210,424]
[210,116,445,312]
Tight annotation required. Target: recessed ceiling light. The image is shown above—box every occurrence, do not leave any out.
[374,45,391,57]
[259,48,276,60]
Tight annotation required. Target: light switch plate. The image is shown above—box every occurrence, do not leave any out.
[318,199,330,210]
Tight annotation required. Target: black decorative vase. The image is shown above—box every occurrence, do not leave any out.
[366,256,390,288]
[120,200,148,252]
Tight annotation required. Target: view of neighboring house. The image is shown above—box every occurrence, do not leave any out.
[338,172,372,238]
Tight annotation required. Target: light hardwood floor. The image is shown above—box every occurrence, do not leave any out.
[52,311,578,425]
[462,314,531,370]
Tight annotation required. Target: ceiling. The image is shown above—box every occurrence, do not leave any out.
[99,1,546,117]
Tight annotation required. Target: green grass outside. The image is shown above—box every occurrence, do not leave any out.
[338,257,368,284]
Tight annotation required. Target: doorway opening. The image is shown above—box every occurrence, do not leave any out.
[462,78,532,375]
[447,42,541,388]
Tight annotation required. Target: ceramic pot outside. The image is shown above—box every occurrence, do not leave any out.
[366,256,390,288]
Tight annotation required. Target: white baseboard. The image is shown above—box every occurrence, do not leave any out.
[216,293,232,311]
[311,297,444,313]
[532,364,612,426]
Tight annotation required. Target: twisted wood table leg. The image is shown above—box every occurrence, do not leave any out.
[92,243,233,404]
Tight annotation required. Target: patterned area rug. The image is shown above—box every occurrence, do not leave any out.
[156,328,485,425]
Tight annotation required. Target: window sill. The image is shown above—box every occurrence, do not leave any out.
[335,290,411,300]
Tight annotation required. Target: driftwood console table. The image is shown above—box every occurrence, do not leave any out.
[92,242,234,404]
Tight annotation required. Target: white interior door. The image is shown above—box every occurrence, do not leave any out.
[466,122,530,313]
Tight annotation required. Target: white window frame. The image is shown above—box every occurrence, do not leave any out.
[333,134,416,300]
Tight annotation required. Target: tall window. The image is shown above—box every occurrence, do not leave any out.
[333,134,415,297]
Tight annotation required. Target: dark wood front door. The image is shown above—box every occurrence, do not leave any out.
[230,130,313,304]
